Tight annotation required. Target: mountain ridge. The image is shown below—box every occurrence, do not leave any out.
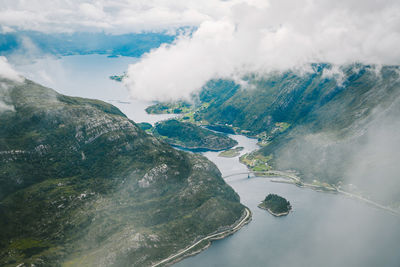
[146,64,400,208]
[0,77,245,266]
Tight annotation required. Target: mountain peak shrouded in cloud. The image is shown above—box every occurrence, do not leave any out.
[123,0,400,101]
[0,56,23,82]
[1,0,400,101]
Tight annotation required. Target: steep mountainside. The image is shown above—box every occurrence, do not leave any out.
[0,78,245,266]
[198,65,398,134]
[152,64,400,207]
[199,65,400,207]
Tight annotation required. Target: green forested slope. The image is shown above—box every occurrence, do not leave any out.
[194,64,400,206]
[153,119,237,151]
[0,78,245,266]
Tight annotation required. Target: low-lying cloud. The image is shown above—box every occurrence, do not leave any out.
[0,56,20,113]
[2,1,400,101]
[0,56,23,82]
[344,96,400,205]
[273,72,400,206]
[124,0,400,101]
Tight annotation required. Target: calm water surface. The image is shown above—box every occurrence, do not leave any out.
[12,55,400,267]
[177,135,400,267]
[12,54,176,124]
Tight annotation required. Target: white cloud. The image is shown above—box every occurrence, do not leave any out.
[0,100,15,112]
[1,0,399,101]
[0,56,24,82]
[79,3,106,20]
[123,0,400,101]
[124,19,239,101]
[0,25,15,33]
[0,0,253,34]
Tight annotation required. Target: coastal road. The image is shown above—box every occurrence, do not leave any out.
[225,171,400,217]
[248,170,400,217]
[151,208,251,267]
[336,188,400,216]
[222,170,299,180]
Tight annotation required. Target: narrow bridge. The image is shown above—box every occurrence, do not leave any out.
[222,171,400,217]
[222,171,269,179]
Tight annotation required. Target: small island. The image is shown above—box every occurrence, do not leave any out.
[218,147,244,158]
[258,194,292,217]
[109,74,125,82]
[153,119,238,151]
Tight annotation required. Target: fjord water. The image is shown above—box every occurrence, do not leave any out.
[177,134,400,267]
[12,54,176,124]
[14,55,400,267]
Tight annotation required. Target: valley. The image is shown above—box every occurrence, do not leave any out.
[6,55,400,267]
[2,1,400,266]
[144,64,400,211]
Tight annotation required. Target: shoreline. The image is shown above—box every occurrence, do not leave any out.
[222,168,400,217]
[257,203,290,217]
[171,143,235,153]
[151,207,252,267]
[264,171,400,217]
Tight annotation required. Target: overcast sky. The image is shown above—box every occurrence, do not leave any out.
[1,0,400,101]
[0,0,263,34]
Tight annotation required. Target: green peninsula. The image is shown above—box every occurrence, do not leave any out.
[218,147,243,158]
[153,119,238,151]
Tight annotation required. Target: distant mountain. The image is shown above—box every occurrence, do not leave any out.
[0,78,245,266]
[198,65,398,134]
[0,31,175,58]
[166,64,400,208]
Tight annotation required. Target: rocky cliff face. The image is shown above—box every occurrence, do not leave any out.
[0,78,244,266]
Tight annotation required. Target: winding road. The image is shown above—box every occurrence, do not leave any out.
[151,208,251,267]
[224,171,400,216]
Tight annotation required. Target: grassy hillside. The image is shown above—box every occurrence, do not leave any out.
[0,78,245,266]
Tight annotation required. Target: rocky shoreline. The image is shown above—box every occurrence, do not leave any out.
[151,208,252,267]
[257,203,290,217]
